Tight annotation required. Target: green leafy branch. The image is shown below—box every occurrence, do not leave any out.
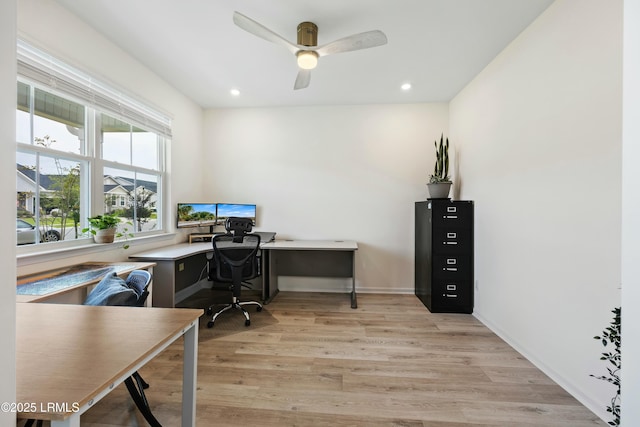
[591,307,621,426]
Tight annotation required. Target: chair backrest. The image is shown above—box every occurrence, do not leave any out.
[126,270,152,307]
[212,218,261,295]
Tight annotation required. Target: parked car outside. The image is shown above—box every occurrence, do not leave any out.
[16,219,61,244]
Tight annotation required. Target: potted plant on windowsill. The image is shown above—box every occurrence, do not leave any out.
[427,134,452,199]
[82,213,133,248]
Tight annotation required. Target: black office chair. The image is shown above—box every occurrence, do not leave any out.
[206,217,263,328]
[83,269,163,427]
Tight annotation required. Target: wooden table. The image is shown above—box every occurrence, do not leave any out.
[260,240,359,308]
[16,261,156,304]
[16,303,202,426]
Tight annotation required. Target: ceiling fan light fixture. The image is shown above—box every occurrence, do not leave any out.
[296,50,318,70]
[233,12,387,89]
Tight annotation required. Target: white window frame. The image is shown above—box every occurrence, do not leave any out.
[16,40,171,259]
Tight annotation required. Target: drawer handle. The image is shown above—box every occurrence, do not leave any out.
[446,284,457,291]
[447,232,457,238]
[446,259,457,265]
[447,207,457,213]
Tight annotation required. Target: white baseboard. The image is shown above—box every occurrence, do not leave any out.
[276,277,414,295]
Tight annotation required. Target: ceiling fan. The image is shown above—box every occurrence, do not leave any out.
[233,11,388,90]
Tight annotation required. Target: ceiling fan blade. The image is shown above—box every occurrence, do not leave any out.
[315,30,388,57]
[233,12,299,55]
[294,69,311,90]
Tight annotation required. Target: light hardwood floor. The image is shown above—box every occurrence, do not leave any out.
[74,292,605,426]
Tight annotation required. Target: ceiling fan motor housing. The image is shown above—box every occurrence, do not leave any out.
[297,22,318,46]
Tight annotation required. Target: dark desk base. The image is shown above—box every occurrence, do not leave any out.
[262,249,357,309]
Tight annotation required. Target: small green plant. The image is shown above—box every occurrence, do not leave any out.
[429,134,450,183]
[83,213,120,231]
[591,307,621,426]
[82,213,134,249]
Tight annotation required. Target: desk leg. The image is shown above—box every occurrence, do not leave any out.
[182,320,198,426]
[350,251,357,309]
[146,266,154,307]
[261,249,269,304]
[51,415,79,427]
[263,249,279,305]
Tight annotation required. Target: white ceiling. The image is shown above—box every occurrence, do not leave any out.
[53,0,554,109]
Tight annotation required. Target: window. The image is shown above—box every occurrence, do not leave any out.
[16,41,170,248]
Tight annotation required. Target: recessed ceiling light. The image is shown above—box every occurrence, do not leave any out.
[401,83,412,91]
[230,88,240,96]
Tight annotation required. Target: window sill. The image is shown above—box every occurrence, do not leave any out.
[17,232,177,268]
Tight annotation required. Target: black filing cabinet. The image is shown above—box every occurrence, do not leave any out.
[415,200,474,313]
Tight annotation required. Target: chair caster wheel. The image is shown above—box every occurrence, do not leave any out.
[257,306,263,312]
[206,307,212,315]
[245,319,250,326]
[207,321,214,328]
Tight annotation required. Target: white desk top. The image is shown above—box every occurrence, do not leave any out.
[129,242,212,261]
[129,239,358,261]
[261,240,358,251]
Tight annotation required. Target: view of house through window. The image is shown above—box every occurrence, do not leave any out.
[16,74,166,247]
[103,167,159,233]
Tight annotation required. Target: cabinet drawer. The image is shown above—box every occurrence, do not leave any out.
[433,280,472,308]
[431,202,473,227]
[432,228,472,253]
[433,255,472,279]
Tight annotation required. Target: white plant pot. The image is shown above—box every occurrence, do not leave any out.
[427,182,452,199]
[94,228,116,244]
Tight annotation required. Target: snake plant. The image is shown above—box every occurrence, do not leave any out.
[429,134,450,183]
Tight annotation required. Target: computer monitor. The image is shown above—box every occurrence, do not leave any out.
[216,203,256,226]
[177,203,217,232]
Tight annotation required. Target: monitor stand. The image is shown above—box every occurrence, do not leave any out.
[188,225,220,243]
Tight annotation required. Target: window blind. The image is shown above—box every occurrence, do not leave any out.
[17,40,172,138]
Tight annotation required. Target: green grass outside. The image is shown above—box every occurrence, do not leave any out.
[20,213,157,227]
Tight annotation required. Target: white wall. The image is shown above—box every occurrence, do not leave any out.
[204,104,448,293]
[0,0,17,425]
[621,0,640,425]
[450,0,622,420]
[16,0,205,274]
[10,0,635,424]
